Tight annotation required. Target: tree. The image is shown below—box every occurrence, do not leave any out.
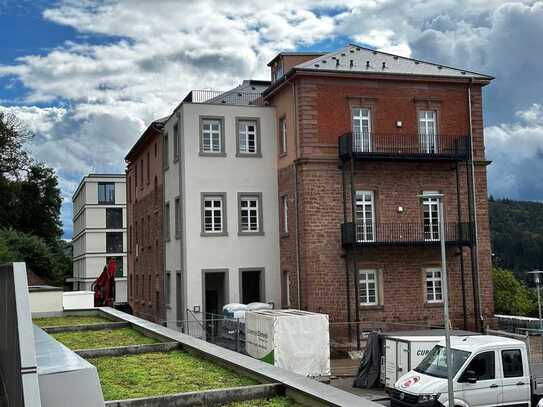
[0,111,33,178]
[17,164,63,241]
[493,267,536,316]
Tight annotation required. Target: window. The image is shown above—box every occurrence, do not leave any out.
[355,191,374,242]
[422,192,440,241]
[201,193,226,235]
[502,350,523,378]
[460,351,495,381]
[128,176,132,203]
[282,195,288,235]
[272,61,284,82]
[237,118,260,156]
[174,196,181,238]
[419,110,437,153]
[352,108,372,152]
[200,117,224,154]
[173,122,179,161]
[163,133,169,169]
[164,202,170,241]
[154,176,158,204]
[238,193,263,234]
[426,268,443,303]
[106,256,124,277]
[165,271,171,306]
[146,151,150,184]
[98,182,115,204]
[359,270,378,305]
[154,142,157,157]
[134,165,138,188]
[106,232,123,253]
[279,117,287,155]
[106,208,123,229]
[139,159,143,188]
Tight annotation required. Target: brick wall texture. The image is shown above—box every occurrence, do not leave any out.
[271,73,494,332]
[126,127,165,323]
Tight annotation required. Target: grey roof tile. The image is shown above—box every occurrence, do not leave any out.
[295,44,492,80]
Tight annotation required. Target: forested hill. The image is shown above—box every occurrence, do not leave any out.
[489,198,543,280]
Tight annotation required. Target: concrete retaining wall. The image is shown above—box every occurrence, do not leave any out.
[104,383,283,407]
[76,342,180,358]
[43,321,129,333]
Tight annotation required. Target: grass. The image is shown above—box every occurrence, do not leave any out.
[223,396,302,406]
[51,327,159,350]
[33,315,110,327]
[87,351,258,401]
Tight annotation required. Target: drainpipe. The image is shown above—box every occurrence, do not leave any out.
[455,162,468,330]
[467,79,484,332]
[342,162,352,341]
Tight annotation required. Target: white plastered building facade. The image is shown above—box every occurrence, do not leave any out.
[71,174,127,302]
[163,89,280,324]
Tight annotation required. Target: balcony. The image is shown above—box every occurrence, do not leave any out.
[341,222,472,247]
[338,132,469,161]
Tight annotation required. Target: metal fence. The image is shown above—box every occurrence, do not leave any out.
[183,90,265,106]
[341,221,472,246]
[339,132,469,159]
[163,311,248,354]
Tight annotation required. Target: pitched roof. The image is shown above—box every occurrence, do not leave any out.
[294,43,493,80]
[125,116,168,161]
[184,80,270,106]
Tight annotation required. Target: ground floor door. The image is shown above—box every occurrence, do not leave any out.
[241,269,262,304]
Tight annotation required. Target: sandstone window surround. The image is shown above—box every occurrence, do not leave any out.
[359,269,378,305]
[238,193,263,235]
[425,267,443,303]
[201,192,227,236]
[236,117,261,157]
[199,116,225,156]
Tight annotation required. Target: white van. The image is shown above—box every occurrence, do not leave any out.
[391,335,539,407]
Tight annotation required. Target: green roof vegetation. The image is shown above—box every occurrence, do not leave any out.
[51,327,159,350]
[88,351,258,401]
[33,315,110,328]
[223,396,302,406]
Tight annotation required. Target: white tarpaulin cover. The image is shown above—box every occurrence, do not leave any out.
[246,309,330,377]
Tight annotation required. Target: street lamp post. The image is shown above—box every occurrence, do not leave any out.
[419,193,454,407]
[528,270,543,360]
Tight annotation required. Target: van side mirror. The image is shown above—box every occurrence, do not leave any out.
[466,370,477,384]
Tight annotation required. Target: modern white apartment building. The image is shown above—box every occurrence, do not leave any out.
[72,174,127,302]
[163,80,280,323]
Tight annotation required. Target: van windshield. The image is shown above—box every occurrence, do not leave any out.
[414,345,471,379]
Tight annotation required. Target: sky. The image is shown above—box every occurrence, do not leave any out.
[1,0,542,239]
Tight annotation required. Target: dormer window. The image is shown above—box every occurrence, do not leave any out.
[272,61,284,82]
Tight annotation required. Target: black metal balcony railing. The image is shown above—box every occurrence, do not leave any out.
[183,90,265,106]
[341,222,472,247]
[338,132,469,161]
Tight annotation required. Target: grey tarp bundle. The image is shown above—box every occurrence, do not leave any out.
[353,331,382,388]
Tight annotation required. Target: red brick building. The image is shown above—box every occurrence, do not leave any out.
[125,118,167,322]
[264,44,494,334]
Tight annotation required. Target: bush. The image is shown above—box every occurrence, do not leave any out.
[493,267,536,316]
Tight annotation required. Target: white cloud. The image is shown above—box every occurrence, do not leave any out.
[486,104,543,200]
[1,0,543,238]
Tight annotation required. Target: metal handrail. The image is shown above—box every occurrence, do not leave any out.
[183,90,265,105]
[339,132,469,158]
[342,222,472,245]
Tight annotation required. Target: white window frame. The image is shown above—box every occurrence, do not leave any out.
[352,108,372,152]
[280,117,287,155]
[425,267,443,303]
[282,195,288,234]
[203,195,224,233]
[201,119,222,153]
[240,196,260,232]
[419,110,438,153]
[422,191,440,241]
[238,120,258,155]
[359,270,378,306]
[355,191,375,242]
